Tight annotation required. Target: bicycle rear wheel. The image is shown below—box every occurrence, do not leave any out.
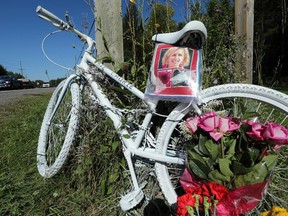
[37,80,81,178]
[155,84,288,211]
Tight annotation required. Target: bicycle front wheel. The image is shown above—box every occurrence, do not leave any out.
[155,84,288,210]
[37,80,81,178]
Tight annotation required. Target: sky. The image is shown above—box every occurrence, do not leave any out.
[0,1,188,82]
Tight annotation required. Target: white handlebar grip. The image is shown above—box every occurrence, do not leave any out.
[36,6,66,28]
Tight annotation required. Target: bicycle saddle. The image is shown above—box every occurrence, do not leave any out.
[152,21,207,49]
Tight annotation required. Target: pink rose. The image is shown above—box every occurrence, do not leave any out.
[245,121,266,141]
[198,112,240,141]
[262,122,288,149]
[228,118,241,131]
[198,112,218,132]
[185,117,199,133]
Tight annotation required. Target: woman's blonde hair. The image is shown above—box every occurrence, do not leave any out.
[162,47,190,67]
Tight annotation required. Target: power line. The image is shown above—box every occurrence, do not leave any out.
[18,61,25,76]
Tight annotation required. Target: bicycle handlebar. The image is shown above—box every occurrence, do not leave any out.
[36,6,94,53]
[36,6,68,30]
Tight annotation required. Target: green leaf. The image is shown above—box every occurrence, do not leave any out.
[109,173,119,183]
[95,55,114,64]
[231,161,250,175]
[249,148,261,163]
[187,149,211,179]
[122,134,130,139]
[234,154,278,187]
[114,62,130,72]
[202,157,214,170]
[111,141,120,152]
[138,64,147,72]
[204,139,219,160]
[197,134,210,155]
[107,187,113,195]
[239,148,260,167]
[187,149,206,163]
[100,145,109,153]
[188,159,210,179]
[226,139,236,158]
[100,179,106,195]
[106,118,114,126]
[219,158,234,177]
[208,170,231,185]
[239,124,251,144]
[131,64,137,76]
[249,154,278,173]
[84,157,92,166]
[234,171,259,187]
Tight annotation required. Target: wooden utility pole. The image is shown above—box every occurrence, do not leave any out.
[235,0,254,84]
[94,0,124,69]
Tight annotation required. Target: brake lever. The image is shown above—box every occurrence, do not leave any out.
[65,11,74,28]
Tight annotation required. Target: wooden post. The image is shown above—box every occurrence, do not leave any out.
[94,0,124,69]
[235,0,254,84]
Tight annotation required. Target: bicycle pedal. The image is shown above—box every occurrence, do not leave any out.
[119,188,144,211]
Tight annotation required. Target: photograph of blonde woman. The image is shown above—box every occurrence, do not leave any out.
[161,47,190,69]
[145,43,201,98]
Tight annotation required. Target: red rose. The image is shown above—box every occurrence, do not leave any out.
[176,193,196,216]
[207,182,228,201]
[201,183,211,197]
[186,186,202,195]
[201,182,228,202]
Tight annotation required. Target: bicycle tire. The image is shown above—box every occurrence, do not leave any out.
[155,84,288,210]
[37,80,81,178]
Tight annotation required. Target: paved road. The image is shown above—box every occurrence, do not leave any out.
[0,88,55,106]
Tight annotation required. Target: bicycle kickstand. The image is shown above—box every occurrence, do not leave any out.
[119,149,145,211]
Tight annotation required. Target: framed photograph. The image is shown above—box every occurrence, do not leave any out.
[145,43,202,102]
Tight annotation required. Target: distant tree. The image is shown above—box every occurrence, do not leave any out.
[254,0,288,86]
[146,2,177,37]
[201,0,239,86]
[123,2,143,63]
[121,2,179,89]
[0,65,24,78]
[6,72,24,79]
[0,64,8,76]
[49,78,65,87]
[121,1,148,88]
[35,80,44,88]
[186,0,205,21]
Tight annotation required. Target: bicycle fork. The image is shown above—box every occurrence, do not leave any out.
[47,74,77,125]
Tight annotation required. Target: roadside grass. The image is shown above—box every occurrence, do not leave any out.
[0,93,147,216]
[0,95,72,215]
[0,94,107,216]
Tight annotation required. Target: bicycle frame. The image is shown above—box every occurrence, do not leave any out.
[37,5,185,193]
[77,47,185,165]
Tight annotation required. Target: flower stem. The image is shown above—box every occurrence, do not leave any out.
[213,201,218,216]
[221,137,224,158]
[194,195,200,216]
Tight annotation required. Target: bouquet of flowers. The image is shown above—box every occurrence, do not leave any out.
[176,111,288,216]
